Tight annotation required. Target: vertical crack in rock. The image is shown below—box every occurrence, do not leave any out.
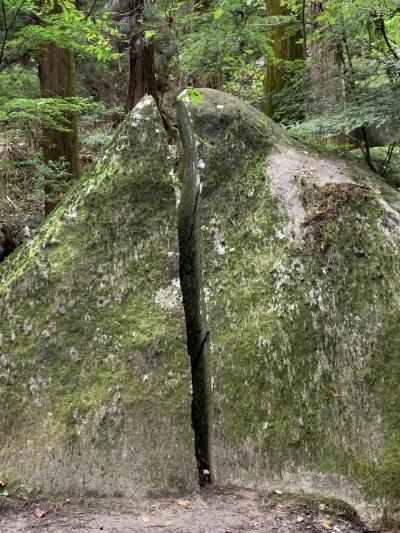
[177,97,213,486]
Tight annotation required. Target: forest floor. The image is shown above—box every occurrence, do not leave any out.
[0,487,379,533]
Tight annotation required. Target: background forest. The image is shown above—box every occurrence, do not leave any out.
[1,0,400,259]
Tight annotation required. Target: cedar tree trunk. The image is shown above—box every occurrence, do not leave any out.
[39,10,79,215]
[309,1,346,143]
[125,0,158,111]
[265,0,303,118]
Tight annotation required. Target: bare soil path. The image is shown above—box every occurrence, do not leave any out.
[0,487,377,533]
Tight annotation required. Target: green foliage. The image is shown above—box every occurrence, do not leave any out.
[222,61,265,108]
[1,141,67,192]
[0,66,39,99]
[275,0,400,177]
[213,7,223,21]
[0,94,104,131]
[174,0,267,106]
[186,88,204,105]
[1,0,121,64]
[0,0,122,223]
[1,0,400,225]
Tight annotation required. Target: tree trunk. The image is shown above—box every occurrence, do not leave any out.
[265,0,303,118]
[125,0,158,111]
[38,6,79,215]
[309,1,346,143]
[0,175,6,200]
[310,1,342,109]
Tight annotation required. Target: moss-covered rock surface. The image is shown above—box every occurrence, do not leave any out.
[1,88,399,517]
[0,97,196,497]
[177,89,400,509]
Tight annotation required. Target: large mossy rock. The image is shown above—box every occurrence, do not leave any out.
[2,87,400,512]
[177,89,400,506]
[0,97,196,496]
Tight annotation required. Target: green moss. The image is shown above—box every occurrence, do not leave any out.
[0,97,196,497]
[360,311,400,504]
[181,89,400,506]
[276,492,362,526]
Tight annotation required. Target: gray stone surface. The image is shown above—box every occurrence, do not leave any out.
[0,96,196,497]
[177,88,400,509]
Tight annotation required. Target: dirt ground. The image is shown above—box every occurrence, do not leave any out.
[0,487,378,533]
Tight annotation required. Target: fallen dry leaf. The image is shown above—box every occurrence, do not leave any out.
[330,387,339,397]
[177,499,190,508]
[0,480,5,488]
[274,490,283,495]
[322,520,332,530]
[35,509,46,519]
[142,516,150,523]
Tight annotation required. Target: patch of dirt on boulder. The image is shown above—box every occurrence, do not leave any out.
[268,147,353,239]
[0,487,376,532]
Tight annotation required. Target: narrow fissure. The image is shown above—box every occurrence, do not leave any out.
[176,99,213,486]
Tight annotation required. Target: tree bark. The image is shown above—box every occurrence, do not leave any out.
[125,0,158,111]
[265,0,303,118]
[0,174,6,200]
[38,9,79,215]
[309,1,346,142]
[309,2,342,110]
